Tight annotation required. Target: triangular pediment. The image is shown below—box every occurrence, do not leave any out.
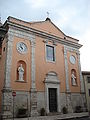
[7,16,80,45]
[30,18,65,39]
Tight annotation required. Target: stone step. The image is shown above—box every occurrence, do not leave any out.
[47,112,61,116]
[13,112,89,120]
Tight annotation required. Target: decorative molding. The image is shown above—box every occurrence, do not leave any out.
[43,39,57,46]
[53,41,57,46]
[8,27,35,41]
[7,21,82,49]
[64,45,79,53]
[44,72,60,84]
[44,72,61,113]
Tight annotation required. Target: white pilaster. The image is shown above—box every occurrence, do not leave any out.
[30,40,36,89]
[2,31,14,119]
[77,52,84,93]
[64,46,70,92]
[4,32,13,88]
[30,37,38,116]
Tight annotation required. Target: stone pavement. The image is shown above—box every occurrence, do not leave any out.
[14,112,89,120]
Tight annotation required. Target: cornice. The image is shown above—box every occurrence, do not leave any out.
[6,20,82,49]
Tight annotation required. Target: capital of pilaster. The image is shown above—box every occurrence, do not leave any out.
[5,31,14,43]
[64,45,67,53]
[30,40,36,47]
[30,88,37,92]
[2,87,12,93]
[66,90,71,94]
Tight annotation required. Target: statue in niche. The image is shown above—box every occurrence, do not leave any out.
[71,71,77,86]
[18,64,24,81]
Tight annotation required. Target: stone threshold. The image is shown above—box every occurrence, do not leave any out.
[13,112,89,120]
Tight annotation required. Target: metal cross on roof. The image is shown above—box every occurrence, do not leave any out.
[47,12,49,18]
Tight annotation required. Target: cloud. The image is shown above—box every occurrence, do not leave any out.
[24,0,46,8]
[24,0,58,9]
[79,29,90,71]
[0,0,90,71]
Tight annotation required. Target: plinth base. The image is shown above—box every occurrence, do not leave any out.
[30,88,38,116]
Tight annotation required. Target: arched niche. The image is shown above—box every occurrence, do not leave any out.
[17,60,26,82]
[71,69,77,86]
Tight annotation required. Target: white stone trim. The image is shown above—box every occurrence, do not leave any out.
[9,28,36,89]
[64,45,79,53]
[64,45,70,92]
[30,40,36,89]
[8,27,35,41]
[45,83,61,113]
[64,45,84,93]
[1,29,14,119]
[77,52,84,92]
[44,72,61,113]
[64,45,80,92]
[4,31,14,87]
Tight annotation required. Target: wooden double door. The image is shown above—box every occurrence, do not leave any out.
[49,88,57,112]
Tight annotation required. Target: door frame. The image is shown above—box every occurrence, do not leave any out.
[44,72,61,114]
[45,83,61,113]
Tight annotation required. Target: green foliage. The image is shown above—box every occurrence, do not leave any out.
[75,106,82,113]
[40,108,46,116]
[62,107,68,114]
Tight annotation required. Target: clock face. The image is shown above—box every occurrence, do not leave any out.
[17,42,27,54]
[70,55,76,64]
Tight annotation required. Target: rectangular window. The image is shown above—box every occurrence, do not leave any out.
[46,45,55,62]
[87,77,90,83]
[88,89,90,96]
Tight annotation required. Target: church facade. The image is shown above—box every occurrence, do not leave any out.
[0,16,86,119]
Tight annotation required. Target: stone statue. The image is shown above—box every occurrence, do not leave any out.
[18,64,24,81]
[71,71,76,86]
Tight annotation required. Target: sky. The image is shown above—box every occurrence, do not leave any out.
[0,0,90,71]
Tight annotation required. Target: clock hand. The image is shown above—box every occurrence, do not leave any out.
[20,44,23,50]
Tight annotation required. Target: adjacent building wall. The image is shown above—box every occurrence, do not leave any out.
[0,38,7,112]
[82,71,90,111]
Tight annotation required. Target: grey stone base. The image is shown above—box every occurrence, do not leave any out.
[1,90,87,118]
[66,93,73,113]
[1,87,13,119]
[71,93,87,112]
[30,88,38,117]
[1,112,12,120]
[60,92,87,113]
